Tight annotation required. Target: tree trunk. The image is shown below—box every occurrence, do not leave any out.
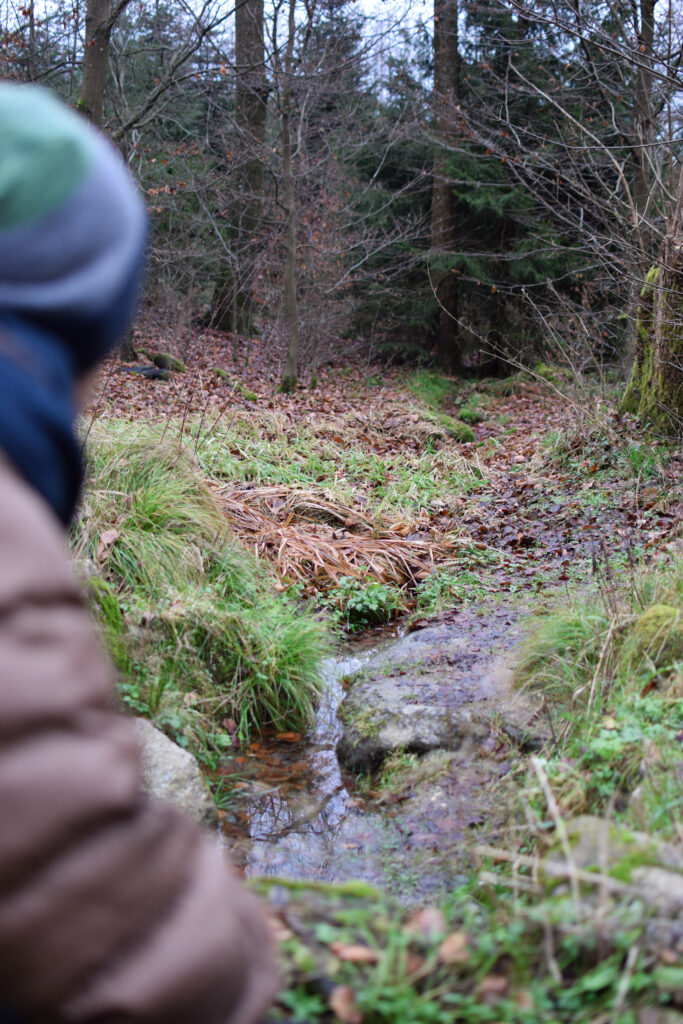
[624,0,657,366]
[631,0,656,245]
[431,0,460,373]
[119,326,137,361]
[80,0,112,126]
[279,0,299,393]
[211,0,267,334]
[79,0,136,360]
[622,239,683,434]
[27,1,37,80]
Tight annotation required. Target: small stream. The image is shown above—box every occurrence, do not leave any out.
[218,609,528,897]
[219,630,401,887]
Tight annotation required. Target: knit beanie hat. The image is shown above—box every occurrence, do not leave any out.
[0,83,146,369]
[0,84,147,523]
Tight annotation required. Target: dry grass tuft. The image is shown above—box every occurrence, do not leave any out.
[213,482,468,589]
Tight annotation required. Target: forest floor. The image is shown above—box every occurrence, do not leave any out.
[82,322,683,1024]
[89,320,681,606]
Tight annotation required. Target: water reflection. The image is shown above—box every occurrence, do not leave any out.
[218,610,523,895]
[235,648,387,881]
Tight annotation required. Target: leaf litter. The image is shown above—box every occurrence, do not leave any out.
[88,329,681,607]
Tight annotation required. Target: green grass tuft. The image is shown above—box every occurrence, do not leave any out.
[74,420,329,752]
[515,554,683,834]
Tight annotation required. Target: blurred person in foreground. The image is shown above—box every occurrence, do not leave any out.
[0,84,277,1024]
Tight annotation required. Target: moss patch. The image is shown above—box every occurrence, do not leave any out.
[621,261,683,433]
[441,415,475,442]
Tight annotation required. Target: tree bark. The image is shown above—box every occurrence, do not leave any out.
[621,255,683,434]
[431,0,461,373]
[622,0,657,366]
[119,326,137,361]
[631,0,656,246]
[212,0,267,334]
[622,170,683,434]
[279,0,299,393]
[27,0,37,81]
[79,0,136,361]
[80,0,113,126]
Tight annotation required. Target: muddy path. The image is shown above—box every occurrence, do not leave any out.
[217,604,547,901]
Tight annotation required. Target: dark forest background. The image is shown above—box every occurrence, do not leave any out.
[2,0,682,427]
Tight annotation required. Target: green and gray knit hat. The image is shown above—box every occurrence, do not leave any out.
[0,83,146,369]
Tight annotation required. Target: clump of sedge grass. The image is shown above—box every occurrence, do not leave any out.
[73,420,329,750]
[514,552,683,835]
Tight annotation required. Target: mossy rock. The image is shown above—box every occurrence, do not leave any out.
[235,382,258,401]
[620,604,683,672]
[214,367,229,379]
[151,352,186,373]
[440,416,475,443]
[543,815,683,887]
[458,406,486,426]
[477,375,523,398]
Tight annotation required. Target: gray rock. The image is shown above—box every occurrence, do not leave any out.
[134,717,217,826]
[631,866,683,915]
[336,621,547,772]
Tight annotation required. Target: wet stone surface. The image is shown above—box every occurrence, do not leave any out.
[217,607,549,900]
[338,607,547,772]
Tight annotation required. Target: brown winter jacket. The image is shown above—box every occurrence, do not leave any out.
[0,456,278,1023]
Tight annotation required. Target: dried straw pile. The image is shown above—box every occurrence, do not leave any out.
[213,483,466,591]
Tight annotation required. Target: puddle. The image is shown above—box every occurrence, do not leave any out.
[217,609,528,898]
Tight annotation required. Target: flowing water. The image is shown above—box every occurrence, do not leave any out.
[218,610,527,898]
[219,630,401,887]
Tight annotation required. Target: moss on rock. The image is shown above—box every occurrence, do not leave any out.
[152,352,187,373]
[533,361,559,382]
[441,416,475,443]
[458,406,486,425]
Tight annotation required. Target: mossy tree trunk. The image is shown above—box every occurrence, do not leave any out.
[621,252,683,434]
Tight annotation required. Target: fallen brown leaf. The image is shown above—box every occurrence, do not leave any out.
[404,907,446,940]
[477,974,509,1004]
[267,915,294,943]
[329,942,380,964]
[96,528,119,561]
[405,952,425,976]
[275,731,303,743]
[438,932,470,965]
[329,985,363,1024]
